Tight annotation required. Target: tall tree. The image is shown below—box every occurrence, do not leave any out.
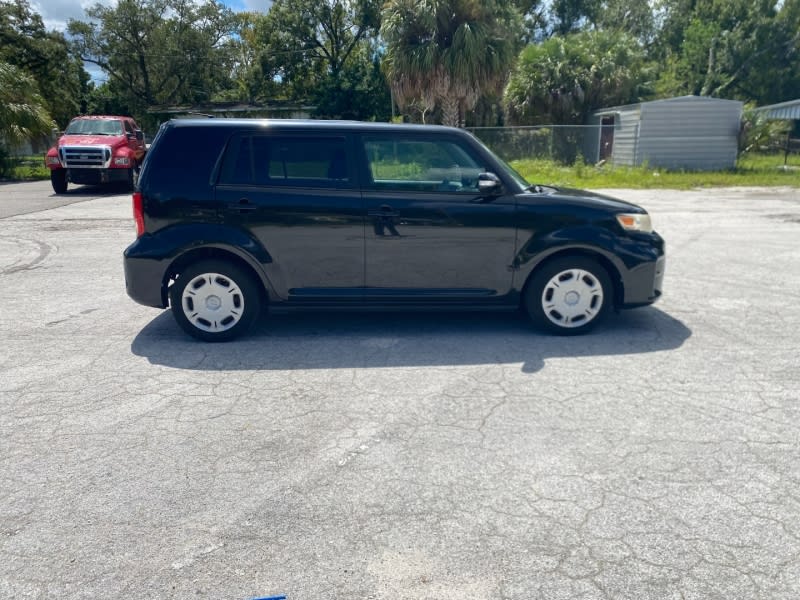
[592,0,655,43]
[248,0,382,106]
[0,0,88,127]
[68,0,239,118]
[504,29,652,125]
[310,43,391,120]
[218,11,261,103]
[0,61,54,148]
[513,0,547,43]
[381,0,524,126]
[654,0,800,104]
[549,0,598,35]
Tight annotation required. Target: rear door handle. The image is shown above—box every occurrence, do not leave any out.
[368,205,400,218]
[226,199,257,213]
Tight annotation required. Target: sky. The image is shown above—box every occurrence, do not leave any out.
[32,0,273,32]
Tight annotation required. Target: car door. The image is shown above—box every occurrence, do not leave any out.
[359,134,517,302]
[127,119,146,161]
[215,132,364,301]
[122,119,140,157]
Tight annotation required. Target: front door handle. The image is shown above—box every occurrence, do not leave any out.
[226,199,257,213]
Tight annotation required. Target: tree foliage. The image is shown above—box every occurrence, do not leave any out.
[512,0,547,43]
[310,44,392,121]
[248,0,382,102]
[2,0,799,147]
[0,0,88,127]
[592,0,654,43]
[68,0,239,118]
[549,0,597,35]
[0,60,54,147]
[381,0,524,126]
[504,29,652,125]
[654,0,800,103]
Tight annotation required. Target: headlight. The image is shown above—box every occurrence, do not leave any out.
[616,213,653,233]
[114,156,131,166]
[46,156,60,165]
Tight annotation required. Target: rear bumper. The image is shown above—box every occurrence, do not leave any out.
[123,243,168,308]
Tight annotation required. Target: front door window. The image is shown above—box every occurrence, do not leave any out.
[364,138,484,194]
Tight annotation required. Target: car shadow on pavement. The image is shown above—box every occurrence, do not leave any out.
[130,307,691,373]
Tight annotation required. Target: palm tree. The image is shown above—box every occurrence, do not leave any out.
[0,61,54,149]
[381,0,523,126]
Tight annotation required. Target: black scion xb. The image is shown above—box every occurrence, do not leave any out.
[123,119,665,342]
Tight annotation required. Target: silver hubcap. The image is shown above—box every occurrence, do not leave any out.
[181,272,245,333]
[541,268,604,328]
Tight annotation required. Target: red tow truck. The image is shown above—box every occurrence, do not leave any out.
[45,115,147,194]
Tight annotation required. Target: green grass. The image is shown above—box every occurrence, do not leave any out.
[4,152,799,188]
[511,152,800,189]
[2,155,49,180]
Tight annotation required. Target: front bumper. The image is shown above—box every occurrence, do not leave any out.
[69,168,129,185]
[619,236,665,308]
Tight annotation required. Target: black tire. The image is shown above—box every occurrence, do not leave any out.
[123,166,140,192]
[50,169,67,194]
[524,256,613,335]
[168,259,261,342]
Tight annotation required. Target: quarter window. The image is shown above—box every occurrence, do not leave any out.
[363,138,483,193]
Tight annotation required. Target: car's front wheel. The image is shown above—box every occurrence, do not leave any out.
[524,257,612,335]
[168,260,261,342]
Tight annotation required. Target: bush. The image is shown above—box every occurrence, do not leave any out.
[0,146,14,179]
[470,126,594,164]
[0,150,49,180]
[739,106,791,153]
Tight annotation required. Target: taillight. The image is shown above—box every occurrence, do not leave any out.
[132,192,144,237]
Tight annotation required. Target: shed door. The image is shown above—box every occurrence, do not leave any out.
[599,116,615,161]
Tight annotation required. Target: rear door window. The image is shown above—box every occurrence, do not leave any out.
[219,135,352,189]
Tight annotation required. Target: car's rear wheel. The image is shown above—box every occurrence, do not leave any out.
[50,170,67,194]
[169,260,261,342]
[524,257,612,335]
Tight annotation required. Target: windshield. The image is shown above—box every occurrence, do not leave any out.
[65,119,124,136]
[492,154,531,190]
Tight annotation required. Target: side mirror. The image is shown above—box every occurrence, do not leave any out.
[477,172,502,195]
[135,130,144,141]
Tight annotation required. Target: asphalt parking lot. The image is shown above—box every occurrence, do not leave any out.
[1,180,799,599]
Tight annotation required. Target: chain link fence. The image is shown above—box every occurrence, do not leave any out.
[468,125,604,165]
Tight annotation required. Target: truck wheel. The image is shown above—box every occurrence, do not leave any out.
[125,167,138,192]
[168,260,261,342]
[50,170,67,194]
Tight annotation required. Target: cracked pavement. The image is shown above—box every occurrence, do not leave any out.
[1,181,799,599]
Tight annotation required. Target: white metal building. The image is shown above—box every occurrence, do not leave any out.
[586,95,743,170]
[753,98,800,120]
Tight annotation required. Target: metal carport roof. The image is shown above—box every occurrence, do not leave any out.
[752,99,800,120]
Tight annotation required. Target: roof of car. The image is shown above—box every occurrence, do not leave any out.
[165,118,465,134]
